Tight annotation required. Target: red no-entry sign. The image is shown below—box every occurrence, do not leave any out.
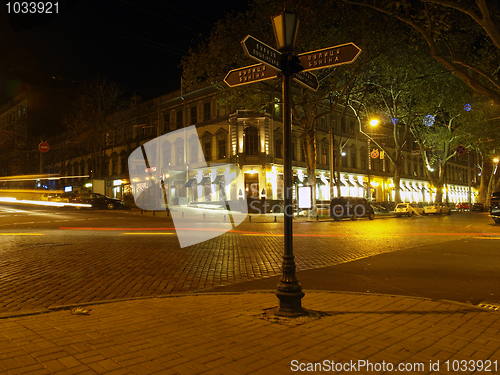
[38,142,50,153]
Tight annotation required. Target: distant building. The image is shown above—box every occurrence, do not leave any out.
[0,84,73,176]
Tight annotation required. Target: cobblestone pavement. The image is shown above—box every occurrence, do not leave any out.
[1,292,500,374]
[0,208,498,315]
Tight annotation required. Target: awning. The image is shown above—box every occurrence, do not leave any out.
[185,178,196,187]
[344,180,355,187]
[198,177,210,185]
[212,175,224,184]
[316,179,325,186]
[354,181,364,188]
[400,184,410,192]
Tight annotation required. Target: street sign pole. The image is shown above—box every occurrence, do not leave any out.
[275,57,305,316]
[225,13,362,317]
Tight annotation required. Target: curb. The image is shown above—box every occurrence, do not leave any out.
[1,290,497,320]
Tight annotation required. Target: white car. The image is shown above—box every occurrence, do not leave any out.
[423,203,451,215]
[394,203,424,217]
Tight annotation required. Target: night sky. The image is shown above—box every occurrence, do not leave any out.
[0,0,249,104]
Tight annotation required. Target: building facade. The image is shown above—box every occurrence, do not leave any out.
[45,83,476,209]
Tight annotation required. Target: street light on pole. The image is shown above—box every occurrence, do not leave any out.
[271,9,305,317]
[364,118,379,201]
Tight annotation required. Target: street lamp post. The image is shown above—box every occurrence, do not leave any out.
[365,119,379,201]
[271,10,305,316]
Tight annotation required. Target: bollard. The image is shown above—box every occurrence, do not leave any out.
[167,209,170,217]
[316,214,319,221]
[224,215,226,222]
[141,209,143,214]
[249,215,251,222]
[182,212,184,218]
[274,215,277,222]
[203,213,206,220]
[153,210,155,216]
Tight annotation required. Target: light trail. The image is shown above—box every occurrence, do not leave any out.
[58,227,500,237]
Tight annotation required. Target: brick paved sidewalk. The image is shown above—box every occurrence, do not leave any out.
[1,292,499,374]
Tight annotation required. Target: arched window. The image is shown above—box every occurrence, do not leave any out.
[341,148,348,168]
[350,145,357,169]
[275,138,283,159]
[162,141,172,166]
[215,129,227,159]
[202,134,212,161]
[360,147,366,170]
[245,126,259,155]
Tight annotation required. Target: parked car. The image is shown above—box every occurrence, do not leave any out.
[455,202,470,211]
[490,192,500,224]
[40,193,60,201]
[53,192,79,203]
[491,203,500,224]
[394,203,424,217]
[330,197,375,221]
[423,203,451,215]
[472,203,486,212]
[72,193,125,210]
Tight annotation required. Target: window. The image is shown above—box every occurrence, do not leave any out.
[322,148,327,164]
[104,159,109,176]
[190,106,197,125]
[203,102,211,121]
[275,138,283,159]
[341,149,348,168]
[218,139,226,159]
[112,156,118,175]
[177,146,184,165]
[350,146,357,169]
[164,114,170,132]
[342,118,349,133]
[204,140,211,161]
[245,127,259,155]
[191,144,198,163]
[176,110,183,128]
[120,157,126,174]
[360,148,366,170]
[163,143,172,166]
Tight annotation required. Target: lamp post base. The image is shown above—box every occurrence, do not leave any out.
[275,255,305,317]
[275,288,305,317]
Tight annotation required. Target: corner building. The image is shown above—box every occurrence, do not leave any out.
[50,82,476,209]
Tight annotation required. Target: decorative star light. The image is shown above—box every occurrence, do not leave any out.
[464,103,472,111]
[392,118,398,125]
[423,114,435,127]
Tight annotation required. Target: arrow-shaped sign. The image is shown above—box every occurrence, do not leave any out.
[241,35,282,72]
[293,71,319,91]
[224,63,279,87]
[298,43,362,72]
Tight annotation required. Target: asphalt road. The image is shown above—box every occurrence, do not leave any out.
[0,202,499,314]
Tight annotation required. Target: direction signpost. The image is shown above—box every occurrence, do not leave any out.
[225,12,362,316]
[297,42,362,72]
[241,35,282,71]
[293,70,319,91]
[224,63,278,87]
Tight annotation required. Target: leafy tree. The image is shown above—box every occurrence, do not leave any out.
[66,77,125,179]
[340,0,500,106]
[461,99,500,203]
[181,0,416,211]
